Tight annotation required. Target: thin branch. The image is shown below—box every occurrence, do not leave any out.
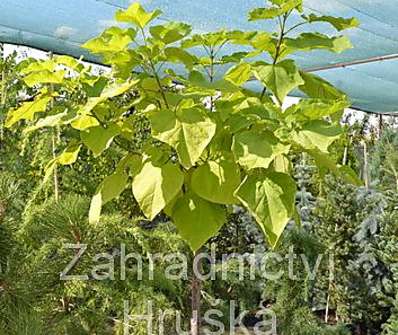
[209,47,215,113]
[140,27,169,109]
[214,39,229,58]
[202,45,212,58]
[200,63,212,79]
[284,21,308,35]
[260,12,289,104]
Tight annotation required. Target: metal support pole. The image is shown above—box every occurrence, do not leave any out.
[305,53,398,73]
[363,141,369,190]
[48,51,60,202]
[0,43,5,143]
[378,114,383,139]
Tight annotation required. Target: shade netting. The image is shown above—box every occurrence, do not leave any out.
[1,0,398,113]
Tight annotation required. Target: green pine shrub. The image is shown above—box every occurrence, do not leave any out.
[1,194,191,334]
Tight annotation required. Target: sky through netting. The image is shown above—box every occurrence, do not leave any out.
[1,0,398,113]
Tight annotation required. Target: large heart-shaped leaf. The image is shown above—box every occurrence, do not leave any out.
[224,63,252,86]
[150,22,192,44]
[24,111,69,133]
[249,0,302,20]
[24,70,66,87]
[82,27,136,54]
[235,171,296,248]
[132,160,184,220]
[6,96,51,127]
[89,171,129,224]
[232,130,290,170]
[305,14,359,31]
[81,124,121,157]
[115,3,162,28]
[149,107,216,168]
[172,192,226,251]
[285,33,352,55]
[191,159,241,204]
[285,99,349,122]
[292,120,342,152]
[253,60,304,103]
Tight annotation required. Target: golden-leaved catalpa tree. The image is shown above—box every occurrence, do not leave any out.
[6,0,359,251]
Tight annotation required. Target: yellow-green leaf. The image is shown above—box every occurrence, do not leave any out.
[102,172,129,204]
[89,172,129,224]
[172,192,226,252]
[235,172,297,248]
[71,115,100,130]
[292,120,342,153]
[299,71,347,100]
[81,124,120,157]
[253,60,304,103]
[149,106,217,169]
[150,22,192,44]
[132,160,184,220]
[164,47,197,70]
[115,3,162,28]
[249,0,302,21]
[24,111,68,133]
[224,63,252,86]
[5,96,52,127]
[58,145,82,165]
[82,27,136,54]
[24,70,66,87]
[285,99,349,123]
[77,79,138,118]
[285,33,352,55]
[232,130,290,170]
[305,14,360,31]
[191,159,241,204]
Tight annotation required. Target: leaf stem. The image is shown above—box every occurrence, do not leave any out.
[140,27,170,109]
[213,39,228,58]
[261,12,289,104]
[284,21,308,35]
[274,12,289,65]
[149,57,170,109]
[209,47,215,112]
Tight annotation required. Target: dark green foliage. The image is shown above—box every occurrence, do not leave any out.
[384,296,398,334]
[1,193,190,334]
[313,176,397,333]
[379,192,398,335]
[211,207,265,256]
[260,228,351,334]
[294,153,318,228]
[1,18,398,335]
[370,128,398,191]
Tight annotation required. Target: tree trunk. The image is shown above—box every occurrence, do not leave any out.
[191,251,202,335]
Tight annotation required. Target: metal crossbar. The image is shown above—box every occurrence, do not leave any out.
[305,54,398,73]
